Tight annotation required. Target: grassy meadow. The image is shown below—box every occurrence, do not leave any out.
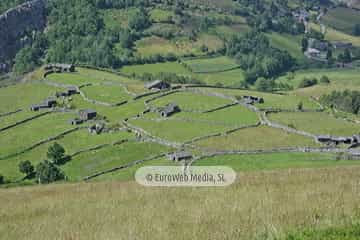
[1,166,360,239]
[268,112,360,136]
[195,125,317,151]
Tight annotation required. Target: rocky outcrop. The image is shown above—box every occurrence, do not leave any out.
[0,0,46,72]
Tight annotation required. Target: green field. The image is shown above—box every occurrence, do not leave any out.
[266,32,305,59]
[63,141,171,181]
[134,35,223,58]
[194,152,360,171]
[149,9,175,23]
[268,112,360,136]
[81,85,131,104]
[120,60,245,87]
[183,56,239,73]
[196,125,317,151]
[322,7,360,35]
[277,68,360,98]
[310,23,360,47]
[0,83,62,114]
[201,88,320,110]
[149,91,232,111]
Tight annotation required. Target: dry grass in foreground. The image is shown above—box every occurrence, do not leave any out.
[1,166,360,240]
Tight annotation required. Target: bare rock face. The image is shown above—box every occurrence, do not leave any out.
[0,0,46,72]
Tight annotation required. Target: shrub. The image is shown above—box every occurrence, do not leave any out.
[0,175,4,185]
[18,160,35,177]
[47,142,66,165]
[298,77,318,88]
[35,160,65,184]
[320,75,330,84]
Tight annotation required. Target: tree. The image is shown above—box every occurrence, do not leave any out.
[12,46,38,75]
[326,48,332,60]
[35,160,65,184]
[0,175,4,185]
[343,49,352,63]
[338,49,352,64]
[18,160,35,177]
[301,38,308,52]
[47,142,66,165]
[297,101,303,111]
[320,75,330,84]
[353,24,360,36]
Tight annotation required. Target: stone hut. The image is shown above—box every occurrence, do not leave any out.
[160,103,180,117]
[30,98,57,111]
[79,109,97,121]
[168,151,193,162]
[68,118,83,125]
[146,80,170,90]
[242,96,264,105]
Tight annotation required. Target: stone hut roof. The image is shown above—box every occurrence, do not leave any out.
[168,151,193,161]
[161,103,180,117]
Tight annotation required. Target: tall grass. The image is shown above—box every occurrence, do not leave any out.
[1,166,360,239]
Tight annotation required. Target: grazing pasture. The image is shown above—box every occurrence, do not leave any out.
[194,152,360,171]
[310,23,360,47]
[129,118,232,143]
[63,141,170,181]
[0,83,62,113]
[2,167,360,239]
[322,7,360,35]
[201,88,320,110]
[268,112,360,136]
[183,56,239,73]
[149,91,232,111]
[195,125,317,151]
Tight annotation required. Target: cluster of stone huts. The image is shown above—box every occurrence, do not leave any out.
[56,86,79,97]
[30,98,57,111]
[305,38,353,60]
[317,134,360,147]
[242,96,264,105]
[88,123,104,134]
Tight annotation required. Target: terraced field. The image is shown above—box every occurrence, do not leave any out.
[268,111,360,136]
[1,65,360,188]
[183,56,240,73]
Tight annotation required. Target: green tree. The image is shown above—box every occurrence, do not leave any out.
[297,101,303,111]
[0,175,4,185]
[343,49,352,63]
[326,48,332,60]
[47,142,66,165]
[18,160,35,177]
[353,24,360,36]
[12,46,38,74]
[35,160,65,184]
[128,8,151,31]
[301,38,308,52]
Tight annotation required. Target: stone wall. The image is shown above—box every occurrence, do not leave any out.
[0,0,46,71]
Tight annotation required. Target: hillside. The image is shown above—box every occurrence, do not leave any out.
[1,0,360,239]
